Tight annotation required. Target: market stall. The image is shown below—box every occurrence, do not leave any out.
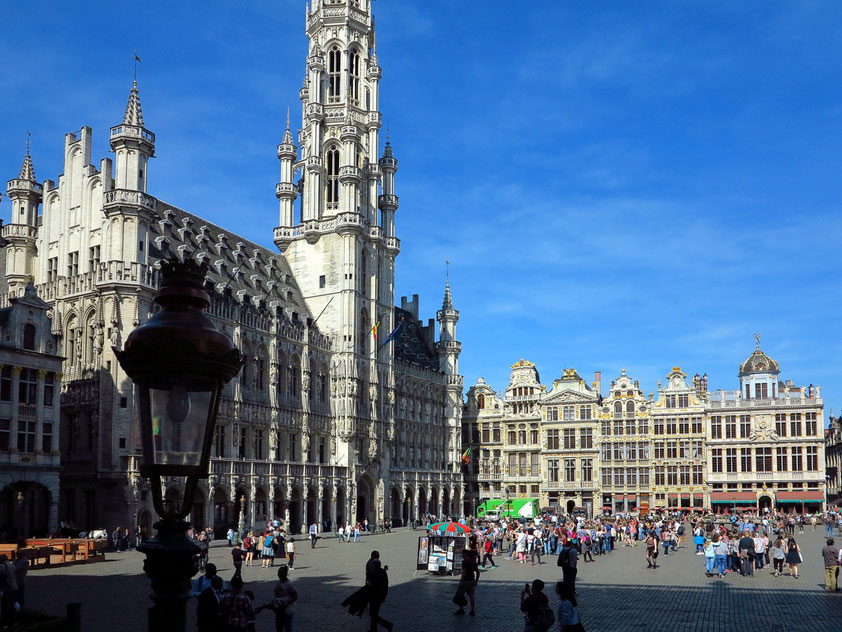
[415,522,471,576]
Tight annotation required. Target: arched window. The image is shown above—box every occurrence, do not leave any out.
[22,324,35,351]
[276,351,287,397]
[318,363,328,405]
[626,401,635,416]
[328,46,341,104]
[477,394,485,410]
[86,316,96,364]
[326,146,340,210]
[360,249,367,297]
[349,49,361,106]
[613,401,622,419]
[65,316,78,361]
[256,348,268,391]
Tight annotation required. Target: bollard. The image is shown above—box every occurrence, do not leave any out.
[66,602,81,632]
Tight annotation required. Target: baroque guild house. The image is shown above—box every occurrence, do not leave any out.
[0,0,463,535]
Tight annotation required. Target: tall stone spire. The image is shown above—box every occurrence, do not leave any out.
[123,81,144,127]
[442,280,453,310]
[18,150,35,182]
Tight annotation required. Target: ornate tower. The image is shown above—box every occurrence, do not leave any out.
[437,282,464,490]
[274,0,398,478]
[104,81,157,264]
[4,146,42,292]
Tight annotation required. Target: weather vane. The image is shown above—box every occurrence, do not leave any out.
[445,259,450,281]
[133,49,142,83]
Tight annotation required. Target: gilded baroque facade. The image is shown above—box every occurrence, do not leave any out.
[0,0,463,535]
[463,344,826,517]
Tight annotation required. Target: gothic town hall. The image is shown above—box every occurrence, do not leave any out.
[0,0,464,537]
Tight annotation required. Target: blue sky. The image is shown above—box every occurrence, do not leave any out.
[2,1,842,416]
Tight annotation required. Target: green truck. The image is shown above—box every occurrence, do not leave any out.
[476,498,540,520]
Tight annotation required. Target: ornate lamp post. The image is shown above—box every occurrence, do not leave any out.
[115,259,241,632]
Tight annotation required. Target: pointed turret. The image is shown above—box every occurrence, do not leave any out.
[437,280,460,377]
[104,82,157,265]
[109,81,156,192]
[122,81,144,127]
[275,108,299,235]
[4,142,42,292]
[18,151,36,182]
[378,138,399,247]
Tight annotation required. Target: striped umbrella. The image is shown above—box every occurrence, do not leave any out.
[427,521,471,534]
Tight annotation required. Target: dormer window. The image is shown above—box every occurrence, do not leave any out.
[22,324,35,351]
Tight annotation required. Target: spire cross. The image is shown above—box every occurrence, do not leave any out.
[133,49,142,83]
[753,332,761,349]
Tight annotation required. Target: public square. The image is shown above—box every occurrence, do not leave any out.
[21,527,842,632]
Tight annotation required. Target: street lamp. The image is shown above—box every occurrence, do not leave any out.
[115,258,241,632]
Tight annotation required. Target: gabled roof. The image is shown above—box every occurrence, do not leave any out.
[393,307,439,370]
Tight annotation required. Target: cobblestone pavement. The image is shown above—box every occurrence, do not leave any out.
[22,527,842,631]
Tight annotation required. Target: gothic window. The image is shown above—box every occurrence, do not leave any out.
[65,316,78,361]
[287,356,300,400]
[349,49,361,106]
[86,316,96,364]
[22,324,35,351]
[276,351,287,397]
[613,401,622,419]
[626,401,635,417]
[318,363,328,404]
[326,146,340,210]
[328,46,341,104]
[309,358,317,403]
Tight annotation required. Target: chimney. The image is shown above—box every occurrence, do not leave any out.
[594,371,602,395]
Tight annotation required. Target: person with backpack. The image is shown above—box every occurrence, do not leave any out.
[520,579,554,632]
[557,539,578,588]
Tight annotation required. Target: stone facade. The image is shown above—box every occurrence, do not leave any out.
[0,0,463,536]
[0,282,63,537]
[463,343,825,517]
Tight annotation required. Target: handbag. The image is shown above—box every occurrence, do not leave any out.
[798,551,804,563]
[452,588,467,607]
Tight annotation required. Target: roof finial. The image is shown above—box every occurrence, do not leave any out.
[753,332,761,349]
[445,258,450,282]
[25,131,31,157]
[386,126,390,144]
[286,106,291,129]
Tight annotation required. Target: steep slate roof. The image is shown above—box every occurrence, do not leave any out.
[148,201,311,319]
[393,306,439,370]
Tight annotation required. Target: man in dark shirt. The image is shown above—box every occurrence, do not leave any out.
[520,579,549,632]
[822,538,839,591]
[557,539,579,588]
[196,575,224,632]
[231,543,244,580]
[738,531,755,576]
[365,553,392,632]
[455,549,480,617]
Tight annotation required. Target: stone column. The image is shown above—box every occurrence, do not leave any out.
[52,373,62,453]
[330,484,338,532]
[10,366,21,451]
[284,484,292,532]
[35,370,46,453]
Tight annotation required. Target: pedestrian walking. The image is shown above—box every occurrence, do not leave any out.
[454,549,479,617]
[309,523,319,549]
[822,538,839,591]
[557,539,578,588]
[786,537,802,578]
[227,528,235,548]
[738,531,755,577]
[769,536,786,576]
[645,532,658,569]
[286,538,296,570]
[703,539,716,577]
[231,542,245,580]
[257,565,297,632]
[481,538,496,569]
[365,551,393,631]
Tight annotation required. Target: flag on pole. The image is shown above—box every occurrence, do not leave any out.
[461,447,471,464]
[378,321,403,351]
[368,314,383,342]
